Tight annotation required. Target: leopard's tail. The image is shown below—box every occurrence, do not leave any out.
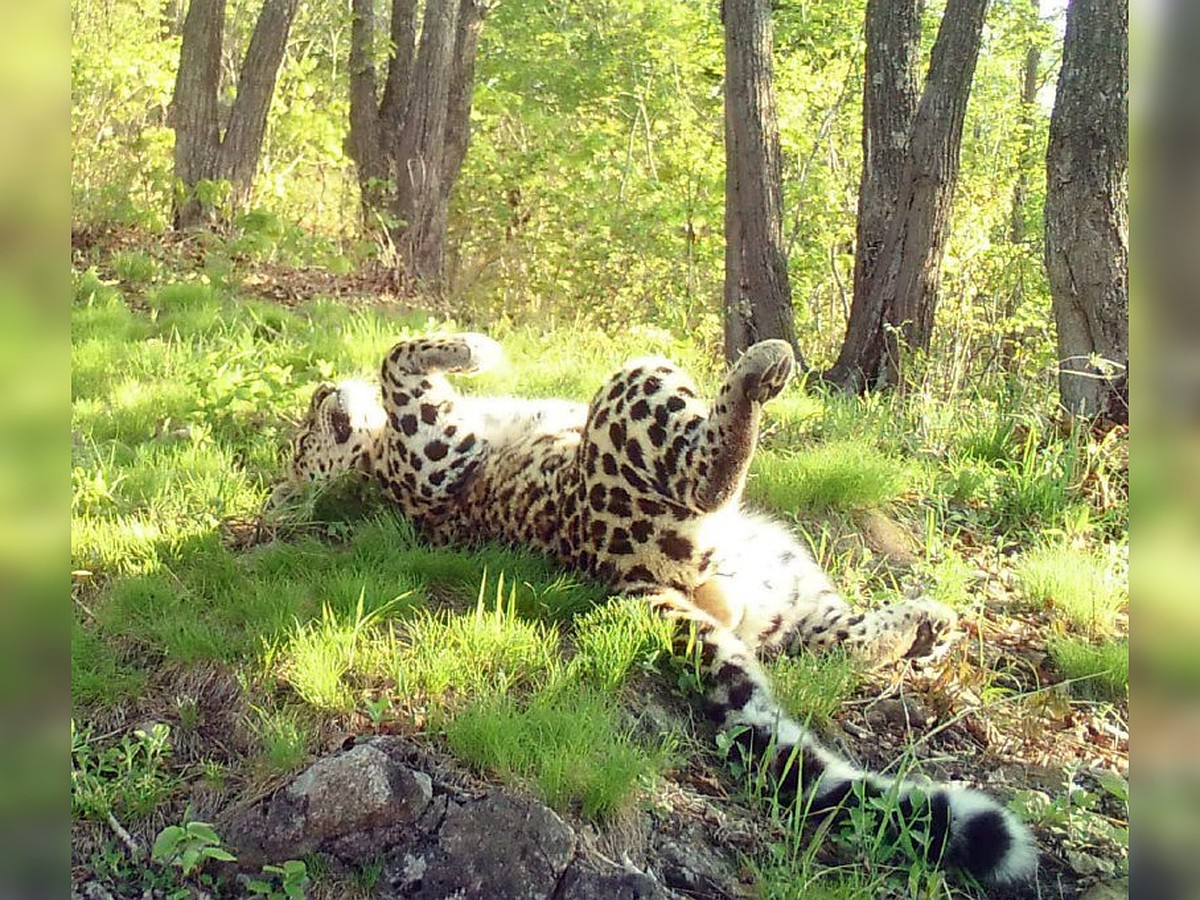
[703,629,1038,887]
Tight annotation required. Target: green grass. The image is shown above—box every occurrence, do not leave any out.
[71,262,1128,898]
[446,687,671,820]
[748,442,914,513]
[770,650,860,728]
[1048,637,1128,700]
[1015,543,1126,635]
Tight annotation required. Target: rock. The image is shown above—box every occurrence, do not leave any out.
[404,794,577,900]
[1078,878,1129,900]
[225,742,432,868]
[555,862,674,899]
[865,697,933,732]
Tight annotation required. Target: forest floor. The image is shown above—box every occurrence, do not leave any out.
[71,227,1127,899]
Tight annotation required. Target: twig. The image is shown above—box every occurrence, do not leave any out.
[106,811,143,861]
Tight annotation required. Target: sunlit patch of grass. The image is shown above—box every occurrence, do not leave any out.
[71,621,147,707]
[1048,637,1128,701]
[445,687,670,820]
[1015,543,1125,634]
[769,650,860,728]
[277,593,410,712]
[567,597,676,691]
[392,579,559,712]
[749,443,912,513]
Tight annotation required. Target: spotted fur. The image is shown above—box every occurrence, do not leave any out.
[284,333,1037,886]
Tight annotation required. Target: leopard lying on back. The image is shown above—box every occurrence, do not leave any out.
[283,333,1037,887]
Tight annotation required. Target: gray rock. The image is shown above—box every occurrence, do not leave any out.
[555,862,674,900]
[406,793,577,900]
[226,743,432,867]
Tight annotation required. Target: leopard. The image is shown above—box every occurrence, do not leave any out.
[281,332,1037,887]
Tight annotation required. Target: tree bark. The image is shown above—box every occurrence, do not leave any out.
[170,0,226,229]
[170,0,298,229]
[825,0,988,392]
[722,0,803,368]
[347,0,487,293]
[219,0,299,210]
[824,0,922,390]
[1044,0,1128,421]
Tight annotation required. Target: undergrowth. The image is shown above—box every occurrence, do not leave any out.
[71,253,1128,898]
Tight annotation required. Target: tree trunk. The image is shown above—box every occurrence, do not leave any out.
[1044,0,1128,422]
[170,0,298,229]
[219,0,300,210]
[998,0,1041,375]
[722,0,803,368]
[170,0,226,229]
[824,0,922,390]
[825,0,988,392]
[347,0,487,293]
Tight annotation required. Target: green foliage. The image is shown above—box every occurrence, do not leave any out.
[446,688,671,820]
[1015,543,1126,635]
[151,819,237,878]
[248,860,311,900]
[71,722,178,820]
[1048,637,1128,700]
[749,443,912,514]
[769,650,860,728]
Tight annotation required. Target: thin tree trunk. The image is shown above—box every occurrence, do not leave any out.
[825,0,988,392]
[170,0,226,229]
[219,0,300,210]
[347,0,487,292]
[825,0,922,391]
[722,0,802,367]
[999,0,1041,375]
[1044,0,1128,421]
[170,0,297,229]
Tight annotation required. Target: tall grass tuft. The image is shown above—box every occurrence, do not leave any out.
[446,688,669,820]
[1015,543,1125,635]
[749,442,911,514]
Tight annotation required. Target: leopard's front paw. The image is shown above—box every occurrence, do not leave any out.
[894,597,959,661]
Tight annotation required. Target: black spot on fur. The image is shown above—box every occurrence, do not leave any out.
[626,439,646,469]
[400,414,418,437]
[630,399,651,421]
[425,440,449,461]
[608,421,627,447]
[666,395,686,412]
[420,403,438,425]
[331,409,352,444]
[589,484,607,512]
[647,424,667,447]
[643,375,662,395]
[630,519,653,543]
[609,528,634,555]
[456,434,476,453]
[618,465,648,491]
[625,564,654,583]
[607,486,632,517]
[658,531,693,561]
[637,498,664,516]
[601,453,619,476]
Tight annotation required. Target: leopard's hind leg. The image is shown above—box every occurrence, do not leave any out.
[582,339,794,515]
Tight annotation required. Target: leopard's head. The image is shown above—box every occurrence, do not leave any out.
[291,379,387,483]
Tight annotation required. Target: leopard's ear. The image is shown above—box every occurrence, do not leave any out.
[308,382,336,415]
